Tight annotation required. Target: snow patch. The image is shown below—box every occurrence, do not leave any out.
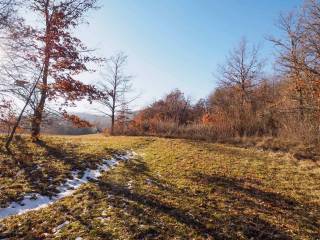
[0,151,136,220]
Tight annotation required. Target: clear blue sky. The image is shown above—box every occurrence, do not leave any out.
[76,0,303,112]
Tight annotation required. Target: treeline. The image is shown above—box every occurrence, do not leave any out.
[118,1,320,147]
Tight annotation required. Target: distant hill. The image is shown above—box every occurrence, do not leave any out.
[41,112,110,135]
[2,111,136,135]
[74,112,110,129]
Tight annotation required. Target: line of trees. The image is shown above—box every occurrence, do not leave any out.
[125,0,320,146]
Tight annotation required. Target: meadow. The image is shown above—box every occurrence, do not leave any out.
[0,134,319,239]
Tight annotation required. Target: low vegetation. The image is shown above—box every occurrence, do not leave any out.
[0,135,319,239]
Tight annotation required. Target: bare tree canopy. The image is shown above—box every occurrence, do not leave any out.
[97,52,138,135]
[0,0,18,29]
[218,38,264,102]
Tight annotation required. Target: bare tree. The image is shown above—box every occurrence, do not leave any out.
[217,38,264,136]
[269,12,307,119]
[218,38,264,104]
[98,52,137,135]
[270,1,320,118]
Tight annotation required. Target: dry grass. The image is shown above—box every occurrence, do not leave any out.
[0,134,149,207]
[0,135,319,239]
[125,121,320,161]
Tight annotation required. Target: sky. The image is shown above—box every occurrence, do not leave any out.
[75,0,303,113]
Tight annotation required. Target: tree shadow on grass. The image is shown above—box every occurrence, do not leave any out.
[92,154,319,239]
[35,139,103,170]
[0,136,57,202]
[58,205,116,240]
[97,179,228,239]
[92,156,286,239]
[190,172,320,239]
[0,137,117,204]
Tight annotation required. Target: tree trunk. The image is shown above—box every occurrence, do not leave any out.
[110,93,116,135]
[31,2,50,141]
[31,56,49,141]
[31,93,46,141]
[31,52,49,141]
[110,111,115,135]
[110,78,117,135]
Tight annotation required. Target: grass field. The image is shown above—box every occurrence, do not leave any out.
[0,134,319,239]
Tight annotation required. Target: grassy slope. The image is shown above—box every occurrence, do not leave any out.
[0,135,319,239]
[0,134,136,207]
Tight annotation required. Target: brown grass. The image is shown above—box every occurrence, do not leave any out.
[0,135,319,239]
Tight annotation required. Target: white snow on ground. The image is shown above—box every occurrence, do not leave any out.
[0,151,136,220]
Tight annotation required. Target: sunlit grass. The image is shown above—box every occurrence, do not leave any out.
[0,135,319,239]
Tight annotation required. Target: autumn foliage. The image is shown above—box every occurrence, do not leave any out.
[0,0,102,146]
[61,111,92,128]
